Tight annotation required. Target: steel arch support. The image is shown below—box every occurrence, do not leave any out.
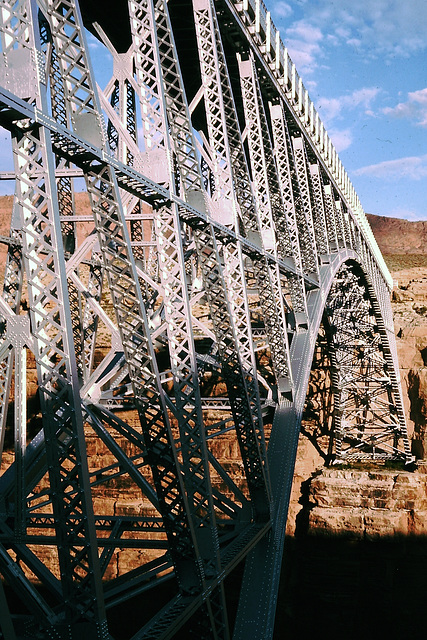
[232,249,377,640]
[326,262,412,462]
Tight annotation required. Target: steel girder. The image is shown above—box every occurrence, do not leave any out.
[0,0,412,639]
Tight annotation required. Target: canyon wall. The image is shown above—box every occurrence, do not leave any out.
[367,214,427,255]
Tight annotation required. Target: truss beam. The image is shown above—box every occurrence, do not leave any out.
[0,0,411,638]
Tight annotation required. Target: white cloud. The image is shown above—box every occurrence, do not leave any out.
[335,27,351,40]
[351,87,381,109]
[383,88,427,127]
[316,87,380,125]
[386,208,422,221]
[305,79,318,92]
[85,31,101,50]
[328,128,353,152]
[284,20,323,74]
[284,0,427,60]
[286,21,322,44]
[316,97,341,122]
[346,38,362,48]
[354,155,427,180]
[272,2,293,19]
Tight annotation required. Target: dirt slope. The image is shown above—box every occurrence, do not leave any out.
[367,213,427,255]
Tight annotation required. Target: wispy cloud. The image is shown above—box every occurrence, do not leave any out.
[280,0,427,61]
[272,2,293,19]
[85,31,102,50]
[354,155,427,180]
[328,128,353,152]
[383,88,427,127]
[317,87,380,125]
[385,208,423,221]
[283,19,323,74]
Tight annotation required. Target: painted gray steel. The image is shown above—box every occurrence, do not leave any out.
[0,0,411,638]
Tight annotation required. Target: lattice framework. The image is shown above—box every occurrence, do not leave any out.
[0,0,412,638]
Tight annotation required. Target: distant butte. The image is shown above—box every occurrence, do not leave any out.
[367,213,427,255]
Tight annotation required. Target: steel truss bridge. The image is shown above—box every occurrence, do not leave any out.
[0,0,413,638]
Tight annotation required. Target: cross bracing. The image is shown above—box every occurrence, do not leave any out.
[0,0,412,638]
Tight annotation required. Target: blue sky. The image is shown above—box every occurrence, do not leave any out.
[270,0,427,220]
[0,0,426,221]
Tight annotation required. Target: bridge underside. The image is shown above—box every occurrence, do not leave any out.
[0,0,411,639]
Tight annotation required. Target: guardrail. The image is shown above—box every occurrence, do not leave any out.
[230,0,393,289]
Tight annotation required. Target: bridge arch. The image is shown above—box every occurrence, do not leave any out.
[294,255,410,466]
[234,251,411,639]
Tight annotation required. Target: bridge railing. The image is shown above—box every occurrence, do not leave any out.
[232,0,392,289]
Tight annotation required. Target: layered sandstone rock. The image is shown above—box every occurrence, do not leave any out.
[302,467,427,538]
[391,263,427,456]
